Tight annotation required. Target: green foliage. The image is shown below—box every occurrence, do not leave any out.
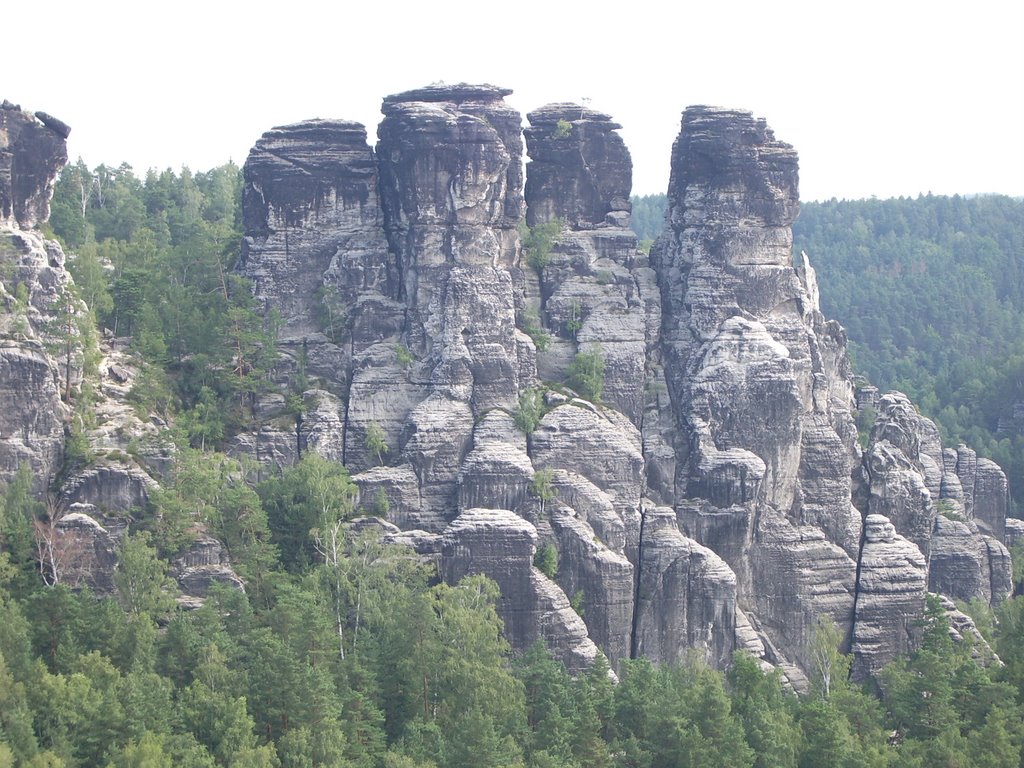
[258,453,356,572]
[0,465,43,592]
[569,590,584,617]
[315,284,348,343]
[4,158,1022,768]
[880,593,1023,765]
[520,311,550,352]
[372,488,392,517]
[533,542,558,580]
[365,421,389,466]
[394,343,414,369]
[114,532,177,619]
[49,160,281,446]
[808,616,849,699]
[530,469,556,505]
[1010,540,1024,589]
[629,194,668,242]
[566,346,604,402]
[564,299,583,339]
[855,405,876,449]
[520,219,563,272]
[514,388,546,434]
[551,119,572,139]
[937,498,963,521]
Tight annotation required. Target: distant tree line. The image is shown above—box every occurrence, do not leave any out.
[792,194,1024,512]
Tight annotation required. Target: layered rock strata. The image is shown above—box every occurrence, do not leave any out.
[231,88,1015,681]
[238,86,637,671]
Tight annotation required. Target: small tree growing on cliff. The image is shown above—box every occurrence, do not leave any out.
[514,388,545,434]
[520,219,563,272]
[365,422,388,466]
[567,345,605,403]
[809,615,849,699]
[533,541,558,579]
[531,468,557,517]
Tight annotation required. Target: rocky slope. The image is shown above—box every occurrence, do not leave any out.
[1,102,244,605]
[236,85,1014,682]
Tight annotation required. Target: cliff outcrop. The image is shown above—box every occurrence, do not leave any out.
[3,87,1012,685]
[234,85,1014,681]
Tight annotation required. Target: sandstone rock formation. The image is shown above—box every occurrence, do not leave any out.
[233,86,1015,682]
[1,104,75,489]
[1,101,69,230]
[5,86,1012,685]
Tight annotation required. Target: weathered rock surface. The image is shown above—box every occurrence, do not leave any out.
[524,104,631,229]
[192,88,1014,679]
[53,509,119,594]
[633,507,736,667]
[0,108,80,492]
[441,508,598,673]
[1,101,69,229]
[524,104,653,424]
[850,514,927,680]
[173,533,246,602]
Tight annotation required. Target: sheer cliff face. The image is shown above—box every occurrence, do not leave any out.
[238,86,1012,682]
[0,103,72,488]
[652,107,866,678]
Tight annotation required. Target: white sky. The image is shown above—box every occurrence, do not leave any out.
[6,0,1023,201]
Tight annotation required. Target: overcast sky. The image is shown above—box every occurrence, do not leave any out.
[6,0,1022,201]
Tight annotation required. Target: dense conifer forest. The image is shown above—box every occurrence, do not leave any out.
[0,166,1021,766]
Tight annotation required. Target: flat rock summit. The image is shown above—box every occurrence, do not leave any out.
[0,86,1013,687]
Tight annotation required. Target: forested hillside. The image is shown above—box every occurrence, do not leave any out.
[44,160,279,448]
[631,193,1024,512]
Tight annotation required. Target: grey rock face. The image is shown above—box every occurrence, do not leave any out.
[173,533,246,602]
[240,119,393,344]
[651,106,863,680]
[1,102,69,229]
[227,89,1013,682]
[524,104,653,425]
[61,463,157,515]
[633,507,737,668]
[524,103,632,229]
[0,339,66,488]
[850,515,927,680]
[0,108,75,490]
[548,503,634,666]
[441,508,599,674]
[53,510,119,594]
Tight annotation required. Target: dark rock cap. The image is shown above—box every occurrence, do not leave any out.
[242,118,377,234]
[526,102,622,130]
[524,101,632,228]
[382,83,513,106]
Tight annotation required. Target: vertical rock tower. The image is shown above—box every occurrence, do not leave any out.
[236,88,1013,683]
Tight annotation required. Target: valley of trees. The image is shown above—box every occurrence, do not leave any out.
[0,166,1021,766]
[631,192,1024,513]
